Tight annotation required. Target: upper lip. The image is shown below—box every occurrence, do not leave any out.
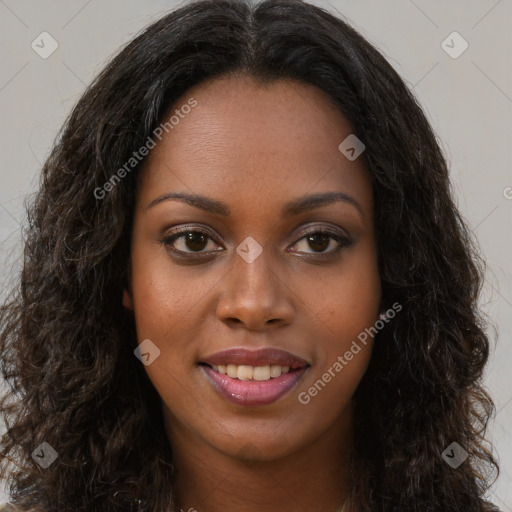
[200,347,309,369]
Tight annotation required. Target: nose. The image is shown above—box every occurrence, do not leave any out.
[215,242,295,331]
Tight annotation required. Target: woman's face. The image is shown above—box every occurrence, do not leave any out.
[124,75,381,461]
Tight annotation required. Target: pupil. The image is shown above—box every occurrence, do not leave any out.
[186,232,207,251]
[308,233,328,252]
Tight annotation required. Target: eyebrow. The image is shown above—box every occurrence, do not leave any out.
[145,191,363,218]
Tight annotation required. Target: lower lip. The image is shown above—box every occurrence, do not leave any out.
[200,365,308,406]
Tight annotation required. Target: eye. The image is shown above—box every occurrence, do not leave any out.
[160,225,353,259]
[290,228,353,256]
[161,228,223,255]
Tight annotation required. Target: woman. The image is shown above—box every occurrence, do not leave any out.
[0,0,500,510]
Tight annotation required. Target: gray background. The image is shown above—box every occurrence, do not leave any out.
[0,0,510,508]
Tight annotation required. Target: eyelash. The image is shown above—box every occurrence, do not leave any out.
[160,225,353,261]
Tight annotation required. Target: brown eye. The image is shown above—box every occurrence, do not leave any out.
[181,232,208,252]
[292,229,353,255]
[305,232,330,252]
[162,229,222,254]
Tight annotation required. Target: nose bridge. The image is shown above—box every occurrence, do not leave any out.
[216,236,293,328]
[235,238,275,292]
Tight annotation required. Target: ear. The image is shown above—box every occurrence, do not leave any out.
[122,289,133,310]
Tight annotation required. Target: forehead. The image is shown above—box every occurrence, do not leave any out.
[137,74,372,217]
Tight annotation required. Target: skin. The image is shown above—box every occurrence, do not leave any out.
[123,74,381,512]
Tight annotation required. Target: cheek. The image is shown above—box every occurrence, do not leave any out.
[127,251,205,398]
[293,262,379,419]
[129,245,207,339]
[294,242,380,392]
[295,245,381,346]
[128,252,204,410]
[295,342,371,438]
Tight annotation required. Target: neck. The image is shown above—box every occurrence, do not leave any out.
[165,408,353,512]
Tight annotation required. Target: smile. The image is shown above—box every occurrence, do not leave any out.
[200,365,308,407]
[210,363,291,380]
[199,347,310,406]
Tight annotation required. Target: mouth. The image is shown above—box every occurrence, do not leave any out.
[198,347,310,406]
[199,362,305,380]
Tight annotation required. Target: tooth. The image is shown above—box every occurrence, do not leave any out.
[227,364,238,378]
[237,365,253,381]
[270,365,282,378]
[253,365,271,381]
[217,364,293,380]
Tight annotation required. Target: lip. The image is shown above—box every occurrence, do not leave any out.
[199,347,310,407]
[200,347,309,369]
[201,365,309,406]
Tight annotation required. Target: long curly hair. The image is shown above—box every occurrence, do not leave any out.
[0,0,500,510]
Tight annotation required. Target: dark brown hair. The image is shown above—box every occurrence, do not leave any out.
[0,0,499,510]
